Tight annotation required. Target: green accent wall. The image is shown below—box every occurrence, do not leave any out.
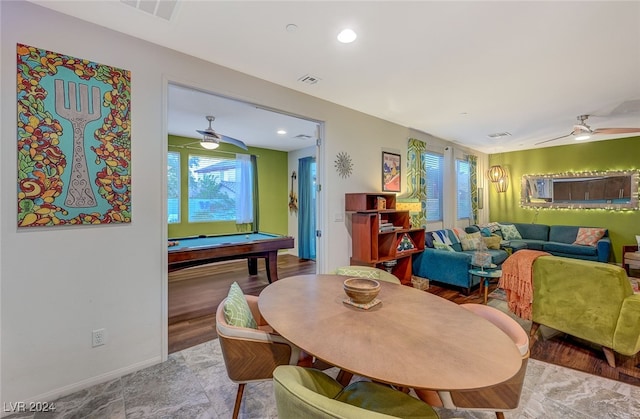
[167,135,288,238]
[488,136,640,263]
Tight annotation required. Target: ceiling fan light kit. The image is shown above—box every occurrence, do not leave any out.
[536,114,640,145]
[200,137,220,150]
[196,115,248,151]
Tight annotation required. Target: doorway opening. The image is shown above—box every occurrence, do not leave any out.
[166,82,322,353]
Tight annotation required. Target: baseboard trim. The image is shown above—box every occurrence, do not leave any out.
[1,356,162,418]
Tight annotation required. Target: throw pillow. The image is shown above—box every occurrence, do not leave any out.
[478,222,501,232]
[483,234,502,250]
[480,227,492,237]
[461,231,482,251]
[223,282,257,329]
[434,242,456,252]
[573,227,606,247]
[336,266,380,279]
[451,227,467,241]
[499,224,522,240]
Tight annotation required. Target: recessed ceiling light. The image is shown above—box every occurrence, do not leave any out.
[277,130,287,135]
[337,28,357,43]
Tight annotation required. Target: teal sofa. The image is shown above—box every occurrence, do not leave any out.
[466,223,611,262]
[412,228,509,293]
[530,256,640,367]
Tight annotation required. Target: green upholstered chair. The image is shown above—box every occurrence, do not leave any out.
[333,265,401,284]
[415,304,529,419]
[273,365,439,419]
[529,256,640,367]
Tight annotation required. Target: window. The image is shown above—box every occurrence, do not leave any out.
[188,154,243,222]
[456,159,471,220]
[423,152,443,222]
[167,151,180,223]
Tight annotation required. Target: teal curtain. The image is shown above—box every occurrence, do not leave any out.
[298,157,316,260]
[251,154,259,231]
[407,138,427,228]
[467,154,478,224]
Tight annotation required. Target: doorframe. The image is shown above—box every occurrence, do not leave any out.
[161,77,325,360]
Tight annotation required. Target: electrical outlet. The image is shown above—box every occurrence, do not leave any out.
[92,328,106,347]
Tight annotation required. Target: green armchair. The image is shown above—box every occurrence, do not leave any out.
[530,256,640,367]
[273,366,439,418]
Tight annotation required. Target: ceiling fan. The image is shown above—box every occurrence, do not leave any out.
[196,115,248,150]
[536,114,640,145]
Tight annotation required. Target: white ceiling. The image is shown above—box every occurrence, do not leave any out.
[31,0,640,153]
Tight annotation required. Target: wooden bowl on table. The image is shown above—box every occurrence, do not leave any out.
[343,278,381,304]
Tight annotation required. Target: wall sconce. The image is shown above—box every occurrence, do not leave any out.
[486,165,507,182]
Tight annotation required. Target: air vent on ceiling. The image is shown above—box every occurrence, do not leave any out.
[298,74,321,85]
[488,132,512,139]
[120,0,178,21]
[294,134,313,139]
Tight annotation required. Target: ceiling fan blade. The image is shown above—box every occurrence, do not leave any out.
[220,135,248,150]
[593,128,640,135]
[196,129,219,138]
[535,132,573,145]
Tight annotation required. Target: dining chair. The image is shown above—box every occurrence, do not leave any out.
[273,365,440,418]
[334,265,401,284]
[216,293,311,419]
[414,303,529,419]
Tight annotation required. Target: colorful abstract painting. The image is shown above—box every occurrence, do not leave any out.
[17,44,131,227]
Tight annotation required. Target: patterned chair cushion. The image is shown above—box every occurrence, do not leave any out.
[335,266,380,279]
[223,282,257,329]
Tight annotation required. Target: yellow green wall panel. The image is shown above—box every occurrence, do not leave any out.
[488,136,640,263]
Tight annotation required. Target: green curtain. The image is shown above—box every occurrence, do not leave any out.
[407,138,427,228]
[467,154,478,224]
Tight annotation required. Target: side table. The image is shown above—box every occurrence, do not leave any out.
[469,267,503,304]
[623,245,640,275]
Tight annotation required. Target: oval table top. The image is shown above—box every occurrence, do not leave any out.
[259,274,522,391]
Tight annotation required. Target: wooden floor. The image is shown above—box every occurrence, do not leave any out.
[168,254,640,386]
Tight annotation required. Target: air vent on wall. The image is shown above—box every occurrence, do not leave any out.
[120,0,178,21]
[298,74,321,85]
[488,132,512,139]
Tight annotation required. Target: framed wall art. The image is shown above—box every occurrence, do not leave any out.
[17,43,131,227]
[382,151,401,192]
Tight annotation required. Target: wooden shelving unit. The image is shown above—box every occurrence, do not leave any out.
[346,193,425,285]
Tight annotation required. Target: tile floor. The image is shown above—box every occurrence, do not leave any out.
[4,336,640,419]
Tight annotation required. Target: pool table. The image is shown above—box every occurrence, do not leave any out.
[167,232,294,283]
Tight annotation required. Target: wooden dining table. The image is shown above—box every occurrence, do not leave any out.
[258,274,522,391]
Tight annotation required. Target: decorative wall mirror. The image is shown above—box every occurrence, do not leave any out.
[521,170,640,210]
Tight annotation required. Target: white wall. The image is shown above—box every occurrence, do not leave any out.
[0,1,486,405]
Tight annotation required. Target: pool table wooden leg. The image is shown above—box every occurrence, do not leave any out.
[265,251,278,283]
[247,257,258,276]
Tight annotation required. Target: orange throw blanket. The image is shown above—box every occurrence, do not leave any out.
[498,249,550,320]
